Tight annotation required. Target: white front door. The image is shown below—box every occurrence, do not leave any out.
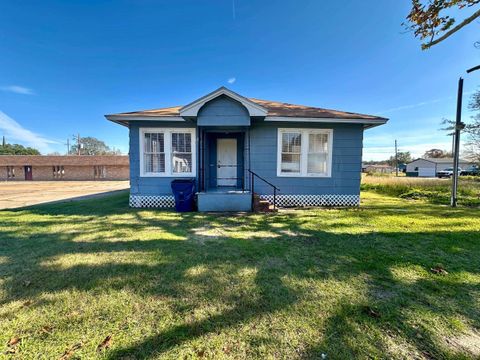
[217,138,237,186]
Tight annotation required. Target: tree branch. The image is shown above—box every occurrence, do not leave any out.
[423,8,480,49]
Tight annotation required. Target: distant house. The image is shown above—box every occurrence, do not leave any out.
[0,155,129,181]
[398,163,407,172]
[105,87,387,211]
[406,158,472,177]
[362,164,394,174]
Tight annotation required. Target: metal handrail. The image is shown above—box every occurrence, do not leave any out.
[247,169,280,210]
[247,170,280,191]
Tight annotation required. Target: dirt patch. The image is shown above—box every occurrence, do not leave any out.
[444,329,480,357]
[0,181,129,209]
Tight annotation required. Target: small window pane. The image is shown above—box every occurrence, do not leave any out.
[172,133,191,152]
[145,133,164,153]
[308,153,327,174]
[144,153,165,173]
[309,133,328,152]
[282,133,301,153]
[281,154,301,173]
[172,153,192,173]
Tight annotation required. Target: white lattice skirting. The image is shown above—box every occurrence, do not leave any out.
[129,195,175,208]
[260,194,360,207]
[130,194,360,208]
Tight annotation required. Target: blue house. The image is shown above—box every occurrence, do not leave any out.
[105,87,387,211]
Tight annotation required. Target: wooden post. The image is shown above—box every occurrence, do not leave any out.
[395,139,398,177]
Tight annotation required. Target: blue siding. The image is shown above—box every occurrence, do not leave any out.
[197,95,250,126]
[129,121,197,196]
[128,117,364,199]
[249,121,363,196]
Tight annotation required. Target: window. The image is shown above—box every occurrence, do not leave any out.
[140,128,196,177]
[7,166,15,179]
[280,132,302,173]
[94,165,107,179]
[171,132,192,173]
[52,165,64,179]
[144,133,165,174]
[277,128,332,177]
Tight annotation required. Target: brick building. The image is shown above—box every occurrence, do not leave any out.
[0,155,129,181]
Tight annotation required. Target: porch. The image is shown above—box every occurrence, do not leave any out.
[195,127,279,212]
[196,127,252,211]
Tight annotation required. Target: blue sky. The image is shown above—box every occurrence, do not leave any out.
[1,0,479,160]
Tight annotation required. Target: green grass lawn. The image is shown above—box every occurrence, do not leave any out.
[361,175,480,207]
[1,191,479,359]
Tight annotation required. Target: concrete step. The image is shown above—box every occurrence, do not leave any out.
[197,192,252,212]
[252,196,277,213]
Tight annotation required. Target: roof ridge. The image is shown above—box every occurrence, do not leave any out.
[248,98,387,120]
[106,94,388,122]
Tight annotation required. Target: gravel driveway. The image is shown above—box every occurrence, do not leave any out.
[0,181,129,209]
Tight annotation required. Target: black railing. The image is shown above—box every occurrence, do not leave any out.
[247,169,280,210]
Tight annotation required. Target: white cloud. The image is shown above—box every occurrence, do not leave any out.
[0,110,60,153]
[377,91,477,115]
[0,85,35,95]
[227,77,236,84]
[377,97,447,115]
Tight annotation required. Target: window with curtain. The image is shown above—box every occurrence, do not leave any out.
[171,132,192,173]
[280,132,302,174]
[307,133,329,174]
[141,128,195,176]
[144,132,165,174]
[278,129,332,177]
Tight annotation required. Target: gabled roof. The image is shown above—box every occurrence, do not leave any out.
[105,87,388,128]
[407,157,471,165]
[180,87,267,117]
[424,157,469,164]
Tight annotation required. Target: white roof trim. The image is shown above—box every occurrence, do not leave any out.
[104,115,185,128]
[180,86,268,117]
[264,116,388,129]
[105,115,184,121]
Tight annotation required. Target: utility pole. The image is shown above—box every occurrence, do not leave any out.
[451,65,480,207]
[395,139,399,177]
[65,138,70,155]
[451,78,463,207]
[77,133,81,155]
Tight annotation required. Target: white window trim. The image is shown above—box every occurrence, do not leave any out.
[276,128,333,178]
[139,127,196,177]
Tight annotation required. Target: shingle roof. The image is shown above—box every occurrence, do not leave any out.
[107,98,386,121]
[424,158,470,164]
[249,98,385,120]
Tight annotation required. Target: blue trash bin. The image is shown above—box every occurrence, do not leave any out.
[171,179,196,212]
